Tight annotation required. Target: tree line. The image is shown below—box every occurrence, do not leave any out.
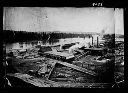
[3,30,116,49]
[3,30,92,43]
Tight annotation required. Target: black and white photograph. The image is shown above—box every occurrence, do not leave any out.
[2,7,124,88]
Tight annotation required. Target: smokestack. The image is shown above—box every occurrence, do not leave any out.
[92,36,93,46]
[97,36,99,48]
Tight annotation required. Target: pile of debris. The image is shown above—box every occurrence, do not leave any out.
[6,44,115,87]
[115,42,124,56]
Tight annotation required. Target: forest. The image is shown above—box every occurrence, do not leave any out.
[3,30,92,43]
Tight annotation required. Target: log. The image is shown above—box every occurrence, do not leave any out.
[47,62,57,79]
[56,61,97,76]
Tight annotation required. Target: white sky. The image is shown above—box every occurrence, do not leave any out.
[114,8,124,35]
[3,7,124,34]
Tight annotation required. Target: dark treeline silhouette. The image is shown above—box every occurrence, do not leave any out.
[3,30,92,43]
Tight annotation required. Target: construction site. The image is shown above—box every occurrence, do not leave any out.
[3,34,124,88]
[2,7,124,88]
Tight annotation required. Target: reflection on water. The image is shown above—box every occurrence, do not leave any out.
[5,37,92,53]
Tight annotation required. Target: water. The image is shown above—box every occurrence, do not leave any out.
[115,38,124,42]
[5,37,92,53]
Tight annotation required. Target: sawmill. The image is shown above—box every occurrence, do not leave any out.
[5,35,115,88]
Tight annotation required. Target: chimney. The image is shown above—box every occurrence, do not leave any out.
[92,36,93,46]
[97,36,99,48]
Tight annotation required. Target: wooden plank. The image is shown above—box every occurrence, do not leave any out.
[56,61,97,76]
[84,48,104,50]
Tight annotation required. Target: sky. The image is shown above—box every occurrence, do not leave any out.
[114,8,124,35]
[3,7,124,35]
